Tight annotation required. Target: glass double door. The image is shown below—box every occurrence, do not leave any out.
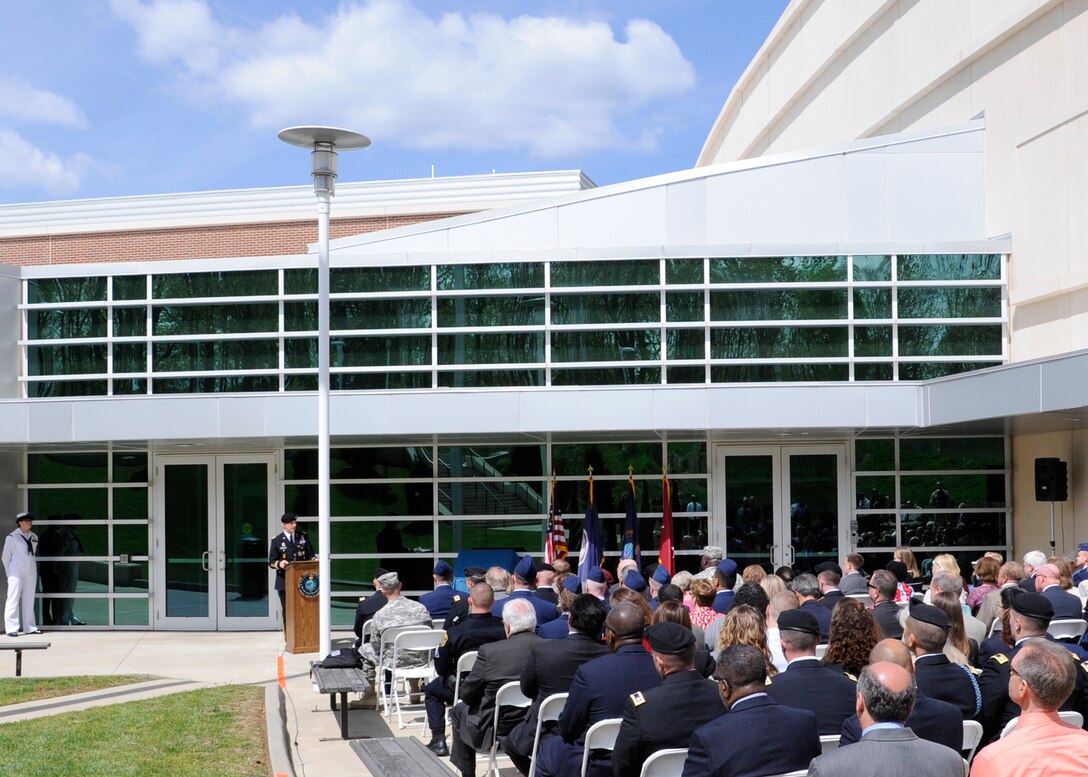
[715,445,849,573]
[153,455,277,630]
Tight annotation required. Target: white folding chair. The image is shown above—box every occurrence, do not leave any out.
[487,681,531,777]
[447,650,480,727]
[1001,710,1084,738]
[527,692,568,777]
[764,771,808,777]
[640,747,688,777]
[962,720,984,763]
[579,717,622,777]
[360,619,374,645]
[389,629,447,729]
[819,734,838,754]
[814,643,828,660]
[846,593,871,603]
[376,624,431,716]
[1047,618,1088,641]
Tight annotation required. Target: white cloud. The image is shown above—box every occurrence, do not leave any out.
[0,78,88,129]
[111,0,696,157]
[0,130,95,196]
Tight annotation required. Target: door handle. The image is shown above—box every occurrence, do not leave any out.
[787,545,795,565]
[770,544,778,567]
[201,550,211,572]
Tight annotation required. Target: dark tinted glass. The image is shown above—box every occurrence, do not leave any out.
[854,440,895,472]
[852,255,891,281]
[113,308,147,337]
[710,256,846,283]
[552,443,663,477]
[153,304,278,335]
[667,444,708,472]
[439,446,545,478]
[711,327,847,358]
[552,293,659,325]
[153,376,278,393]
[711,364,849,382]
[900,475,1005,508]
[437,263,543,290]
[437,296,545,327]
[113,276,147,301]
[552,260,658,287]
[28,380,108,397]
[552,330,660,362]
[285,335,430,369]
[153,340,278,371]
[113,488,149,519]
[898,325,1002,357]
[284,482,434,517]
[855,476,895,507]
[711,290,847,320]
[28,345,107,376]
[855,514,896,546]
[152,270,277,298]
[897,287,1001,318]
[28,277,105,304]
[897,254,1000,281]
[854,326,892,357]
[899,438,1004,471]
[29,454,108,484]
[551,367,661,385]
[113,453,148,483]
[438,332,544,364]
[29,309,106,339]
[854,363,893,381]
[439,483,545,515]
[333,266,430,293]
[666,329,705,360]
[666,259,702,284]
[666,366,706,384]
[898,362,999,380]
[666,292,704,322]
[853,288,891,319]
[28,488,107,519]
[114,523,149,556]
[437,370,544,388]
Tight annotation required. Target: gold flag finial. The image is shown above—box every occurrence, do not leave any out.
[587,465,594,476]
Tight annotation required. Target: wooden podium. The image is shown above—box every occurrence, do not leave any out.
[285,560,319,654]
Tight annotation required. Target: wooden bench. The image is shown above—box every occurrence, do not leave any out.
[0,641,50,677]
[310,664,372,739]
[350,736,456,776]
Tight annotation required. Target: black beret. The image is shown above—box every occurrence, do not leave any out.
[1003,587,1054,621]
[908,599,950,630]
[280,512,298,524]
[815,562,842,576]
[645,622,696,654]
[777,609,820,636]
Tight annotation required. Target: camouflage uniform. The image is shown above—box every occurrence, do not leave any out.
[359,594,432,684]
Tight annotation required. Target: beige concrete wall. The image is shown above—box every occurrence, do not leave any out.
[701,0,1088,363]
[1011,429,1087,560]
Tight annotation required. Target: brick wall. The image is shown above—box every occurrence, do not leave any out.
[0,212,466,267]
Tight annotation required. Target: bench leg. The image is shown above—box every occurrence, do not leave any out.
[339,692,349,739]
[330,692,337,712]
[15,650,22,678]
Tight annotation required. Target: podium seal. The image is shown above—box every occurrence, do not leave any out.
[298,571,320,598]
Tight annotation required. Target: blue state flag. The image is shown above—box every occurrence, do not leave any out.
[621,474,641,567]
[577,474,603,574]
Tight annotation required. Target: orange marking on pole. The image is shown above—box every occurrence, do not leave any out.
[277,654,286,688]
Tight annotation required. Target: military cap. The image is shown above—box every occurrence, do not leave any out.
[645,621,696,654]
[372,567,389,579]
[15,512,33,525]
[585,565,606,583]
[717,558,738,576]
[651,565,671,585]
[1079,542,1088,553]
[1003,587,1054,621]
[702,546,724,560]
[908,599,950,630]
[376,571,399,589]
[514,555,537,581]
[562,575,582,594]
[463,565,486,580]
[280,512,298,524]
[815,561,843,576]
[433,560,453,577]
[624,569,647,592]
[777,609,820,636]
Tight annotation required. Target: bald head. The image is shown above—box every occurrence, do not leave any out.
[605,602,646,643]
[1035,563,1061,590]
[868,639,913,672]
[857,662,916,725]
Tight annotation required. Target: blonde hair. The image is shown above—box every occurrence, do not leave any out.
[931,553,960,578]
[742,564,767,585]
[671,570,694,591]
[894,546,921,579]
[716,604,776,676]
[690,578,716,607]
[759,574,786,598]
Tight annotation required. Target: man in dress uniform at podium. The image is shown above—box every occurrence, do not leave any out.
[268,512,314,626]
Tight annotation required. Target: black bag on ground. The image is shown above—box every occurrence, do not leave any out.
[319,648,361,669]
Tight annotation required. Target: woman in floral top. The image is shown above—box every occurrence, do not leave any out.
[689,577,720,630]
[966,556,1000,614]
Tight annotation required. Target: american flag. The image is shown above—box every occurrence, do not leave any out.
[545,475,567,563]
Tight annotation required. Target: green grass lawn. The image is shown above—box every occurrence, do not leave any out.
[0,675,156,706]
[0,685,268,776]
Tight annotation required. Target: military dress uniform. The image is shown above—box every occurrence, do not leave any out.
[611,624,725,777]
[423,611,506,745]
[3,514,40,636]
[913,652,981,720]
[419,583,459,621]
[267,524,314,625]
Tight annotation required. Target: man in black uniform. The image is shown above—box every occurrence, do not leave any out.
[611,621,724,776]
[503,595,610,775]
[978,587,1088,743]
[424,582,506,756]
[766,609,858,734]
[267,513,314,626]
[442,566,486,630]
[352,567,389,647]
[904,599,981,720]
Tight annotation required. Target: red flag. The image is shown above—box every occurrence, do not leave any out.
[659,472,674,575]
[545,474,567,563]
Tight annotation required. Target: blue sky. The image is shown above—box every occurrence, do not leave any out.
[0,1,788,205]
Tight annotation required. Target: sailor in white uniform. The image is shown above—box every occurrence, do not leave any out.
[3,512,41,636]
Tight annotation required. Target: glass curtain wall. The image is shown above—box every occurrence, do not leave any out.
[21,253,1006,397]
[23,450,150,627]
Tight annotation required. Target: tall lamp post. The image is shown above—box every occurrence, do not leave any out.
[278,126,370,657]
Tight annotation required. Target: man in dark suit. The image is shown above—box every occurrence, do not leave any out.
[267,512,314,626]
[491,555,558,626]
[711,559,737,614]
[419,559,459,621]
[612,622,724,776]
[1035,563,1084,619]
[839,639,963,752]
[840,553,869,595]
[443,567,487,630]
[790,572,832,641]
[867,569,903,639]
[424,583,507,757]
[534,563,559,605]
[1018,550,1046,592]
[502,594,610,774]
[978,587,1088,743]
[808,662,965,777]
[449,597,540,777]
[682,644,820,777]
[903,600,981,720]
[352,567,389,646]
[816,563,845,611]
[766,609,857,735]
[534,603,662,777]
